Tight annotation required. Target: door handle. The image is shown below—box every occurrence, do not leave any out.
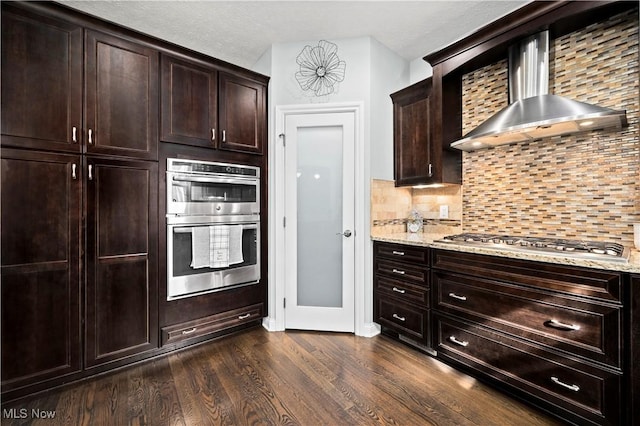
[336,230,352,237]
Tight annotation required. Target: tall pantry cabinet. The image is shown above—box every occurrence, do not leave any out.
[1,2,158,393]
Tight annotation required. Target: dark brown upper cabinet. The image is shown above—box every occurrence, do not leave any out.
[391,77,462,187]
[1,5,158,160]
[85,30,159,160]
[160,58,266,155]
[160,54,217,148]
[1,6,82,153]
[1,148,82,392]
[391,79,433,186]
[218,72,266,155]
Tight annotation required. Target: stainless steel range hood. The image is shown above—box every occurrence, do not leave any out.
[451,31,627,152]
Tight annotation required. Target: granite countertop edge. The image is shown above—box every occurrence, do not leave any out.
[372,233,640,274]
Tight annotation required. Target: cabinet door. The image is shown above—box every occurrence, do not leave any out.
[1,149,82,390]
[392,79,433,186]
[85,30,158,160]
[85,158,158,367]
[218,73,266,154]
[160,55,217,148]
[1,5,82,153]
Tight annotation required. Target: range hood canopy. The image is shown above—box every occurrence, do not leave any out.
[452,31,627,152]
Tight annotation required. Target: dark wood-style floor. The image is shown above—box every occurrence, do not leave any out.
[1,327,564,425]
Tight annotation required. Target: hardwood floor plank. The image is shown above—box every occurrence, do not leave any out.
[234,331,358,425]
[0,328,564,426]
[144,358,186,426]
[294,332,446,426]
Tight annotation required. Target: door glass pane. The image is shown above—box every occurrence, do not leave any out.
[297,126,343,307]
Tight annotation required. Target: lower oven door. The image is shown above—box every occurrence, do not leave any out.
[167,219,260,300]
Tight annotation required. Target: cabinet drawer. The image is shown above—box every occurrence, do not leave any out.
[375,275,429,307]
[376,258,428,286]
[374,242,428,263]
[162,303,262,345]
[433,271,622,368]
[432,249,623,303]
[375,297,428,341]
[435,315,622,425]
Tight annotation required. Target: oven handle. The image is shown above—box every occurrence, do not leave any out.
[170,174,258,185]
[173,223,259,233]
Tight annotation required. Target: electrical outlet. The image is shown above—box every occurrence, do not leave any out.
[439,205,449,219]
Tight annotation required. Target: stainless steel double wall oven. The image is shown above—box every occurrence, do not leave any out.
[166,158,260,300]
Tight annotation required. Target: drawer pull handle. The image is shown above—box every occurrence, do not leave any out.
[182,327,197,335]
[547,319,580,331]
[392,251,405,256]
[448,293,467,301]
[449,336,469,347]
[551,376,580,392]
[392,314,406,322]
[392,269,405,275]
[392,287,406,294]
[238,313,251,320]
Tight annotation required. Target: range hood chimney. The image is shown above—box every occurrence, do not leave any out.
[451,31,627,152]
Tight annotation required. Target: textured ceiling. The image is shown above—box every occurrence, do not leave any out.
[59,1,529,69]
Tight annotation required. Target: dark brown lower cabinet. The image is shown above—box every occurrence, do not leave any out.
[1,152,160,395]
[432,249,627,426]
[373,242,432,351]
[0,149,82,391]
[84,158,158,367]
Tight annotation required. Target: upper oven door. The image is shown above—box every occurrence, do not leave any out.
[167,172,259,216]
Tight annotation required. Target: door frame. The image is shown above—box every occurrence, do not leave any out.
[266,102,378,336]
[283,111,355,332]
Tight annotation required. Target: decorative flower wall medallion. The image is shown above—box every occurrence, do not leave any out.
[295,40,346,97]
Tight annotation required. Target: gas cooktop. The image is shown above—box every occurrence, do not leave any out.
[435,233,630,263]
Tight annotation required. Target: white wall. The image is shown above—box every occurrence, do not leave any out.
[256,36,410,336]
[410,57,433,83]
[369,38,410,181]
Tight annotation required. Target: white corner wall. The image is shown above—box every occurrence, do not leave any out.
[410,57,433,84]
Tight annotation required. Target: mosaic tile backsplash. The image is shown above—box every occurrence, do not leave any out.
[371,179,461,235]
[462,8,640,245]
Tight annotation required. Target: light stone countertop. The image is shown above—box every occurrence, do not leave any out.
[372,232,640,274]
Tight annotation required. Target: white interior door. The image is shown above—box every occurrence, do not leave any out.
[284,112,355,332]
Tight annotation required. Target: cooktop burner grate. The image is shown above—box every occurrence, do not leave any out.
[436,233,630,263]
